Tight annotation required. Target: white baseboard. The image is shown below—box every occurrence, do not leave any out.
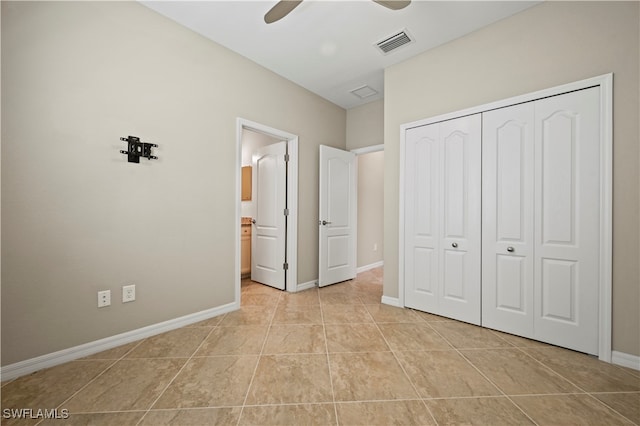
[356,261,384,274]
[296,262,382,293]
[612,350,640,371]
[295,280,318,292]
[381,295,401,307]
[0,301,239,381]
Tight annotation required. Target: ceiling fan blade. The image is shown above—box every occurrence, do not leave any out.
[264,1,304,24]
[372,0,411,11]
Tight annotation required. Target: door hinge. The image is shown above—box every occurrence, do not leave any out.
[284,153,290,162]
[284,208,289,216]
[283,262,289,270]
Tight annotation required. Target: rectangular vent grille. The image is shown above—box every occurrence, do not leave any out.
[350,85,378,99]
[376,30,413,54]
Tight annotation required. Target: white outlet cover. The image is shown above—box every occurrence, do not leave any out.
[98,290,111,308]
[122,285,136,303]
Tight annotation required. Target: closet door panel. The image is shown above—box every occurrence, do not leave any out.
[439,115,482,325]
[404,125,440,312]
[497,124,525,241]
[443,251,465,299]
[443,131,466,237]
[534,87,600,355]
[541,113,576,244]
[495,255,527,310]
[540,259,576,320]
[482,103,534,336]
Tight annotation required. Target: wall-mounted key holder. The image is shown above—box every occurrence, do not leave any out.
[120,136,158,163]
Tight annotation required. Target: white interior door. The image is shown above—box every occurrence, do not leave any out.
[404,115,481,325]
[534,87,600,355]
[319,145,356,287]
[404,123,440,313]
[482,103,535,337]
[251,141,287,290]
[438,116,482,324]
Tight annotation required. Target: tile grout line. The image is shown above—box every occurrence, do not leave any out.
[363,304,441,426]
[583,393,640,425]
[235,288,283,426]
[433,326,539,422]
[426,320,640,425]
[41,336,149,425]
[133,317,224,426]
[423,321,540,426]
[616,366,640,381]
[510,345,592,393]
[319,284,341,426]
[511,345,640,425]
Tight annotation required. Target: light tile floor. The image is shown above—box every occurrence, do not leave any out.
[2,267,639,425]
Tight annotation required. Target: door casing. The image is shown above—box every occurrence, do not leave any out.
[236,118,298,301]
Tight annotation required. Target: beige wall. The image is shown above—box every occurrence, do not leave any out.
[347,100,385,269]
[1,1,346,365]
[384,1,639,356]
[356,151,384,268]
[346,100,383,150]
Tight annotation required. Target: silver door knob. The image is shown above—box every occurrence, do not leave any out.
[507,247,515,252]
[251,219,256,225]
[452,242,458,248]
[320,220,332,226]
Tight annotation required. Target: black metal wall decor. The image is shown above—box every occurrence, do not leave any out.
[120,136,158,163]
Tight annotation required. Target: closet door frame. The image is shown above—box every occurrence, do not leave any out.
[398,73,613,362]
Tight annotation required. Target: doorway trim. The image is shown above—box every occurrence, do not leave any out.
[351,143,384,156]
[397,73,612,362]
[236,118,298,301]
[351,144,384,274]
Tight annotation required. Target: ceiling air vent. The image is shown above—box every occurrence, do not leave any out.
[350,85,378,100]
[376,29,413,54]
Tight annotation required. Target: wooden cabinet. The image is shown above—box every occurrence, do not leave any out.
[241,166,252,201]
[241,224,251,277]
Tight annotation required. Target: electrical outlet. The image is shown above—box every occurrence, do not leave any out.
[373,243,378,251]
[98,290,111,308]
[122,285,136,303]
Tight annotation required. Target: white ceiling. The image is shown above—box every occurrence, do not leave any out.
[141,0,539,109]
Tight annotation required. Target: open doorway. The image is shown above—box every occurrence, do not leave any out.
[352,144,384,274]
[235,118,298,303]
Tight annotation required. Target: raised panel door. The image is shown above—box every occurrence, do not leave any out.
[319,145,357,287]
[404,115,481,325]
[482,103,534,337]
[438,116,482,325]
[404,124,440,312]
[251,142,287,290]
[534,87,600,355]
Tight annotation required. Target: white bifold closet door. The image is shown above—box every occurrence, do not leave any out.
[482,103,535,338]
[404,114,481,325]
[482,87,600,355]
